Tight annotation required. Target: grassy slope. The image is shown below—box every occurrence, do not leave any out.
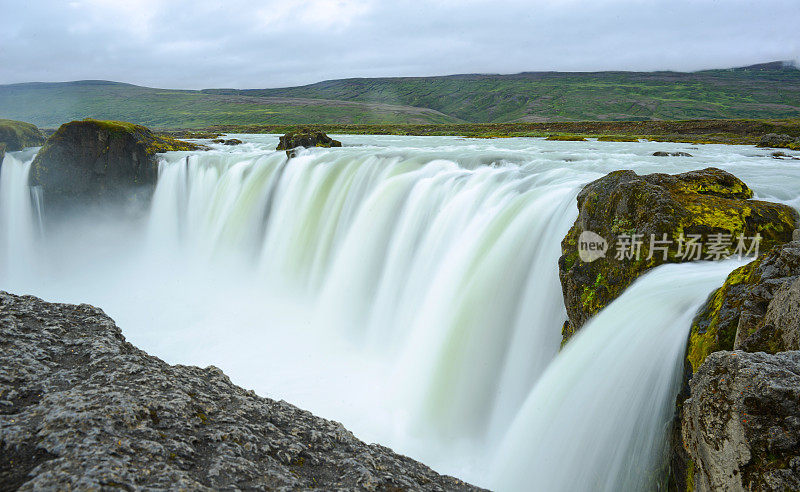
[201,119,800,145]
[205,68,800,123]
[2,65,799,129]
[0,81,459,129]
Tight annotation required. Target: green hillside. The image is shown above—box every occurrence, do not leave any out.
[205,64,800,123]
[1,63,799,128]
[0,81,459,128]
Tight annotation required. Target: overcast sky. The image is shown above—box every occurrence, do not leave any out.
[1,0,798,89]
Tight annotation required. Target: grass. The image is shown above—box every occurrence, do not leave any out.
[1,65,799,129]
[0,81,458,129]
[204,67,800,123]
[182,119,800,145]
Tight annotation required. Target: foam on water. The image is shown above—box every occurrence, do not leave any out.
[1,136,798,489]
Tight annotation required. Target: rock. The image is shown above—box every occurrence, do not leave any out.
[276,128,342,156]
[212,138,243,146]
[770,151,800,160]
[0,119,45,151]
[546,135,587,141]
[30,119,199,213]
[688,240,800,371]
[757,133,799,149]
[0,143,5,163]
[653,151,693,157]
[681,351,800,492]
[559,168,798,342]
[0,291,481,491]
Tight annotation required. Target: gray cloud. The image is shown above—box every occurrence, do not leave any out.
[1,0,798,89]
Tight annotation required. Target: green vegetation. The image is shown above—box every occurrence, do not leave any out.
[1,64,799,129]
[546,134,587,141]
[0,81,457,129]
[204,66,800,123]
[0,118,45,150]
[687,262,759,372]
[196,119,800,145]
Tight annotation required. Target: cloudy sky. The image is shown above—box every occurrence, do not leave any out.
[1,0,798,89]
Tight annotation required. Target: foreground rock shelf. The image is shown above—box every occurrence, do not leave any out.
[682,350,800,491]
[0,292,480,491]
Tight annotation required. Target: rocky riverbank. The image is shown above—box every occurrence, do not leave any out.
[0,292,481,491]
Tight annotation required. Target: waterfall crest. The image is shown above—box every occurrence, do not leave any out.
[2,135,794,490]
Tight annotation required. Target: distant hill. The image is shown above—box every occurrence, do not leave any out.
[0,81,458,128]
[1,62,798,128]
[205,62,800,123]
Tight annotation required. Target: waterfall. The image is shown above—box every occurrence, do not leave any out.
[146,147,580,449]
[490,260,743,491]
[0,150,40,281]
[2,135,795,490]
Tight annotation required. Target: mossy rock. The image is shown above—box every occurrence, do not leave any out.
[597,135,639,142]
[687,240,800,371]
[559,168,798,344]
[756,133,797,149]
[0,143,5,163]
[31,119,199,214]
[546,134,587,141]
[276,128,341,155]
[0,119,45,151]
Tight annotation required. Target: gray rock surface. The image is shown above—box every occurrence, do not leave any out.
[761,277,800,351]
[0,291,481,491]
[757,133,799,149]
[681,351,800,492]
[277,129,342,157]
[30,119,199,215]
[652,151,693,157]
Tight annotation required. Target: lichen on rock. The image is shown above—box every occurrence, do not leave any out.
[559,168,798,344]
[276,128,342,156]
[757,133,800,150]
[0,119,45,151]
[30,119,200,214]
[681,350,800,491]
[687,240,800,371]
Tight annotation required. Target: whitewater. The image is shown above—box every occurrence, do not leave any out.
[2,134,799,490]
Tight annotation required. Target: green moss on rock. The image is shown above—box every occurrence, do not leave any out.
[687,240,800,371]
[559,168,798,345]
[546,134,587,141]
[31,119,200,213]
[597,135,640,142]
[0,119,45,151]
[276,128,342,155]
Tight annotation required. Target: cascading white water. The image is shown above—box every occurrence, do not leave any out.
[0,149,40,280]
[2,134,798,490]
[490,260,743,491]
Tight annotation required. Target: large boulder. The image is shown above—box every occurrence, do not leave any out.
[681,351,800,491]
[30,119,198,212]
[757,133,800,150]
[276,128,342,155]
[559,168,798,343]
[687,240,800,371]
[0,119,45,151]
[0,291,481,491]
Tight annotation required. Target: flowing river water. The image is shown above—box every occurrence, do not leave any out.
[2,134,799,490]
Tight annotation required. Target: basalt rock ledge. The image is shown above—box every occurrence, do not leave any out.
[0,291,480,491]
